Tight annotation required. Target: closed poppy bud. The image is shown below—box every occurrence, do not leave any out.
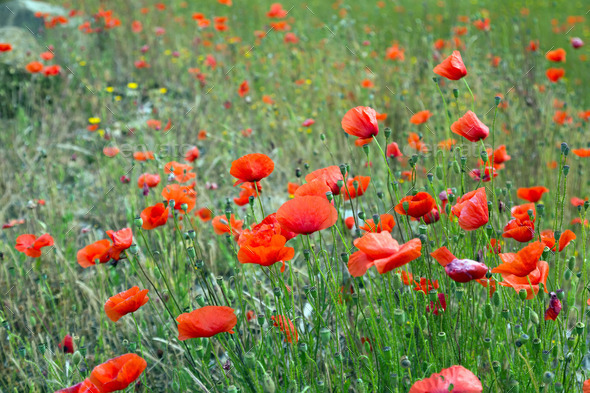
[263,373,276,393]
[484,303,493,319]
[392,273,403,290]
[529,309,540,325]
[564,269,572,281]
[320,133,325,141]
[341,253,349,263]
[384,127,392,138]
[187,247,196,259]
[556,289,565,300]
[227,386,238,393]
[480,150,488,162]
[394,309,405,325]
[72,351,82,365]
[453,88,459,98]
[436,165,443,179]
[134,216,143,227]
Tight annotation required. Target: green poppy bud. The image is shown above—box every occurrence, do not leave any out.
[134,216,143,227]
[436,165,444,180]
[384,128,392,138]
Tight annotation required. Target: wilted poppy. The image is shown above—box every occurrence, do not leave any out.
[161,184,197,212]
[492,241,545,277]
[430,246,488,282]
[451,188,489,231]
[341,106,379,140]
[106,228,133,260]
[271,315,298,343]
[348,231,422,277]
[360,214,395,233]
[305,166,345,195]
[517,186,549,202]
[277,196,338,235]
[230,153,274,185]
[15,233,54,258]
[394,192,436,219]
[545,48,566,62]
[176,306,237,340]
[433,51,467,80]
[451,111,489,142]
[104,286,149,322]
[89,353,147,392]
[77,239,112,268]
[544,292,562,321]
[409,365,482,393]
[502,217,534,242]
[56,380,100,393]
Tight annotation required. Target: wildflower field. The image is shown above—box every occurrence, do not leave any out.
[2,0,590,391]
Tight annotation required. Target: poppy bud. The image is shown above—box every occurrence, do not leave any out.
[400,356,411,369]
[129,244,139,255]
[432,76,439,83]
[79,345,86,356]
[529,309,539,325]
[325,191,333,202]
[169,199,176,209]
[362,144,370,156]
[18,347,26,358]
[418,225,427,235]
[262,373,276,393]
[495,96,501,106]
[564,269,572,281]
[337,179,344,188]
[501,308,510,320]
[303,249,310,262]
[320,133,325,141]
[436,166,443,180]
[179,203,188,211]
[196,294,205,306]
[537,203,545,217]
[484,303,493,319]
[453,88,459,98]
[480,150,488,163]
[391,273,403,290]
[556,289,564,300]
[384,127,391,138]
[554,382,563,392]
[452,161,460,174]
[428,289,437,302]
[394,309,405,325]
[339,164,347,176]
[517,288,527,300]
[576,322,585,335]
[563,165,569,176]
[37,343,46,355]
[427,173,433,183]
[244,352,256,368]
[541,247,551,261]
[561,142,569,155]
[455,287,464,301]
[585,201,590,211]
[194,260,204,269]
[485,225,493,237]
[227,386,238,393]
[320,327,331,345]
[134,216,143,227]
[437,332,446,343]
[257,313,264,325]
[187,247,196,260]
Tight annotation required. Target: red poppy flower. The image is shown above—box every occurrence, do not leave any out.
[140,203,169,230]
[237,215,295,272]
[302,118,315,127]
[433,51,468,80]
[410,110,432,124]
[409,365,482,393]
[341,106,379,140]
[430,246,488,282]
[137,173,160,189]
[341,176,371,200]
[271,315,298,343]
[511,203,535,222]
[345,216,355,230]
[104,286,149,322]
[407,132,428,152]
[517,186,549,202]
[184,146,200,162]
[56,380,101,393]
[176,306,237,340]
[77,239,112,268]
[451,188,489,231]
[15,233,54,258]
[212,214,243,238]
[293,179,331,199]
[499,259,549,300]
[0,43,13,52]
[106,228,133,261]
[423,208,440,224]
[541,229,576,252]
[102,147,119,157]
[161,184,197,212]
[572,148,590,157]
[451,111,489,142]
[492,241,545,277]
[196,207,212,221]
[267,3,288,18]
[89,353,147,392]
[230,153,274,185]
[488,145,511,165]
[164,161,196,183]
[360,214,395,233]
[545,48,566,62]
[544,292,562,321]
[26,61,44,73]
[59,334,74,353]
[238,80,249,97]
[386,142,403,158]
[305,166,346,195]
[546,68,565,82]
[502,218,535,242]
[348,231,422,277]
[394,192,436,219]
[276,195,338,235]
[413,277,439,294]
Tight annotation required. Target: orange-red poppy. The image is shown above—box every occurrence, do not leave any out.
[102,147,119,157]
[546,68,565,82]
[541,229,576,252]
[133,151,155,161]
[545,48,566,62]
[294,178,331,199]
[184,146,200,162]
[386,142,403,158]
[164,161,196,183]
[176,306,237,340]
[360,214,395,233]
[502,218,535,242]
[196,207,213,221]
[498,259,549,299]
[492,241,544,277]
[77,239,112,268]
[409,365,482,393]
[341,176,370,200]
[394,192,436,219]
[104,286,149,322]
[488,145,511,165]
[572,148,590,157]
[238,80,249,97]
[15,233,54,258]
[451,111,489,142]
[385,43,405,61]
[511,203,535,222]
[230,153,274,185]
[341,106,379,140]
[272,315,298,343]
[517,186,549,202]
[56,380,100,393]
[106,228,132,260]
[161,184,197,212]
[348,231,422,277]
[0,43,12,52]
[26,61,44,73]
[212,214,243,238]
[451,188,489,231]
[276,195,338,235]
[233,182,262,206]
[89,353,147,392]
[137,173,160,189]
[433,51,467,80]
[430,246,488,282]
[305,165,346,195]
[267,3,288,18]
[140,203,169,230]
[407,132,428,152]
[410,110,432,124]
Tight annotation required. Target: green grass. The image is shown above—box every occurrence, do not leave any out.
[1,0,590,392]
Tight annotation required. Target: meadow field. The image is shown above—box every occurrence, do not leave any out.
[1,0,590,391]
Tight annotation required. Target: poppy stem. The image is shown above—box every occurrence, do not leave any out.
[462,78,476,112]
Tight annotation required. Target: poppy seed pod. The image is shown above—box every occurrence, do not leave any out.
[400,356,411,369]
[483,337,491,349]
[394,309,406,325]
[563,165,569,176]
[262,373,275,393]
[576,322,585,335]
[384,127,392,138]
[453,88,459,98]
[561,142,569,155]
[437,332,447,343]
[320,328,331,345]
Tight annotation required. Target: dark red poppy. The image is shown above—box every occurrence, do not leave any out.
[176,306,237,340]
[104,286,149,322]
[433,51,468,80]
[15,233,54,258]
[341,106,379,140]
[430,246,488,282]
[305,166,346,195]
[89,353,147,393]
[544,292,562,321]
[230,153,274,185]
[59,334,74,353]
[394,192,436,219]
[451,188,489,231]
[409,365,482,393]
[517,186,549,203]
[451,111,489,142]
[492,241,545,277]
[276,196,338,235]
[348,231,422,277]
[502,218,535,242]
[77,239,112,268]
[140,203,169,230]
